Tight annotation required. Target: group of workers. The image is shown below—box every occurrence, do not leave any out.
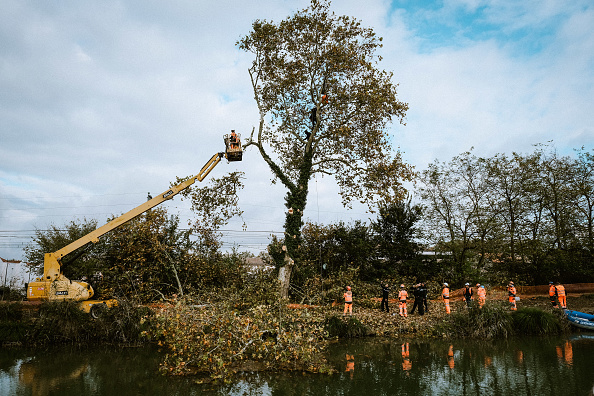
[451,281,518,311]
[379,283,428,317]
[345,280,568,316]
[549,281,567,309]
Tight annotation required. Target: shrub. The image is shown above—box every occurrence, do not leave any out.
[324,315,369,338]
[437,305,513,339]
[511,308,563,335]
[0,302,28,343]
[151,300,335,381]
[28,300,150,346]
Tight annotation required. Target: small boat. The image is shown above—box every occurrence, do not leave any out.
[565,309,594,331]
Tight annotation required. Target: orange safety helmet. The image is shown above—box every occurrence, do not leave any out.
[346,286,351,291]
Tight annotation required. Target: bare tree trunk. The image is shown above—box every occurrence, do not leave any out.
[278,252,294,299]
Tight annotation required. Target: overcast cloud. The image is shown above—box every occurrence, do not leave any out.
[1,0,593,260]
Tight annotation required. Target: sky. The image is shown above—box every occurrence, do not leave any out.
[1,0,593,262]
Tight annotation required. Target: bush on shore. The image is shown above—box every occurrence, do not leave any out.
[436,304,567,339]
[149,298,334,381]
[0,299,152,346]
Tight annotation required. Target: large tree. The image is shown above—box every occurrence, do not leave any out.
[238,0,413,297]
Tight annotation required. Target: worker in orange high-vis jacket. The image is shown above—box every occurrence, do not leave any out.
[556,282,567,309]
[442,283,451,314]
[549,281,559,308]
[508,281,517,311]
[398,284,408,317]
[477,284,486,308]
[344,286,353,315]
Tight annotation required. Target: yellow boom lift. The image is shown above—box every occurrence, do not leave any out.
[27,132,242,317]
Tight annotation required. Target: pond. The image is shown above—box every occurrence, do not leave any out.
[1,334,593,395]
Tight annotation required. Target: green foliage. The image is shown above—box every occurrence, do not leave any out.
[371,198,423,267]
[0,286,25,301]
[437,305,566,339]
[24,218,102,279]
[510,308,564,335]
[25,300,151,346]
[298,221,378,281]
[0,303,28,343]
[101,208,195,302]
[151,299,334,380]
[438,305,513,339]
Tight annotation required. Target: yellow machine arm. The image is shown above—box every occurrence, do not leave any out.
[42,152,225,283]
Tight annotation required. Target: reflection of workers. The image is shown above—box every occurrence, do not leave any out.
[401,343,412,371]
[345,354,355,379]
[380,283,390,313]
[508,281,517,311]
[556,342,573,365]
[563,341,573,366]
[442,283,451,314]
[477,284,486,308]
[556,282,567,309]
[484,356,492,367]
[447,344,455,369]
[549,281,559,308]
[463,283,473,307]
[398,284,408,317]
[516,350,524,364]
[344,286,353,315]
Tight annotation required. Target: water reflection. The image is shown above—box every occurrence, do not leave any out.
[447,344,455,369]
[345,353,355,379]
[18,359,89,396]
[0,335,593,395]
[401,342,412,372]
[556,340,574,366]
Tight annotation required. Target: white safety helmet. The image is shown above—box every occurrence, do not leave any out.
[443,283,449,287]
[465,283,470,286]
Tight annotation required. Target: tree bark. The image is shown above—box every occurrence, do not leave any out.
[278,252,294,299]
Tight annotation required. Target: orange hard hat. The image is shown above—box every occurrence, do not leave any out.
[346,286,351,290]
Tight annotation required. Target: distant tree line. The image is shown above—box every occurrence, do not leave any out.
[417,144,593,285]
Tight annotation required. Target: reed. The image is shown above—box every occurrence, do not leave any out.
[437,305,513,339]
[511,307,563,335]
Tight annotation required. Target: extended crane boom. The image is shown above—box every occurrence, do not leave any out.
[27,133,242,313]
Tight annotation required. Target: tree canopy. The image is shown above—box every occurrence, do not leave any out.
[238,0,413,295]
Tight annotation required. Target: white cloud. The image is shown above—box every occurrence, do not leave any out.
[0,0,592,260]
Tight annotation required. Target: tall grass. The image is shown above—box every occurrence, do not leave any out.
[511,308,563,335]
[441,305,513,339]
[3,300,153,346]
[0,302,28,343]
[437,305,565,339]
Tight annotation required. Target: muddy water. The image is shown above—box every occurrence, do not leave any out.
[1,334,593,395]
